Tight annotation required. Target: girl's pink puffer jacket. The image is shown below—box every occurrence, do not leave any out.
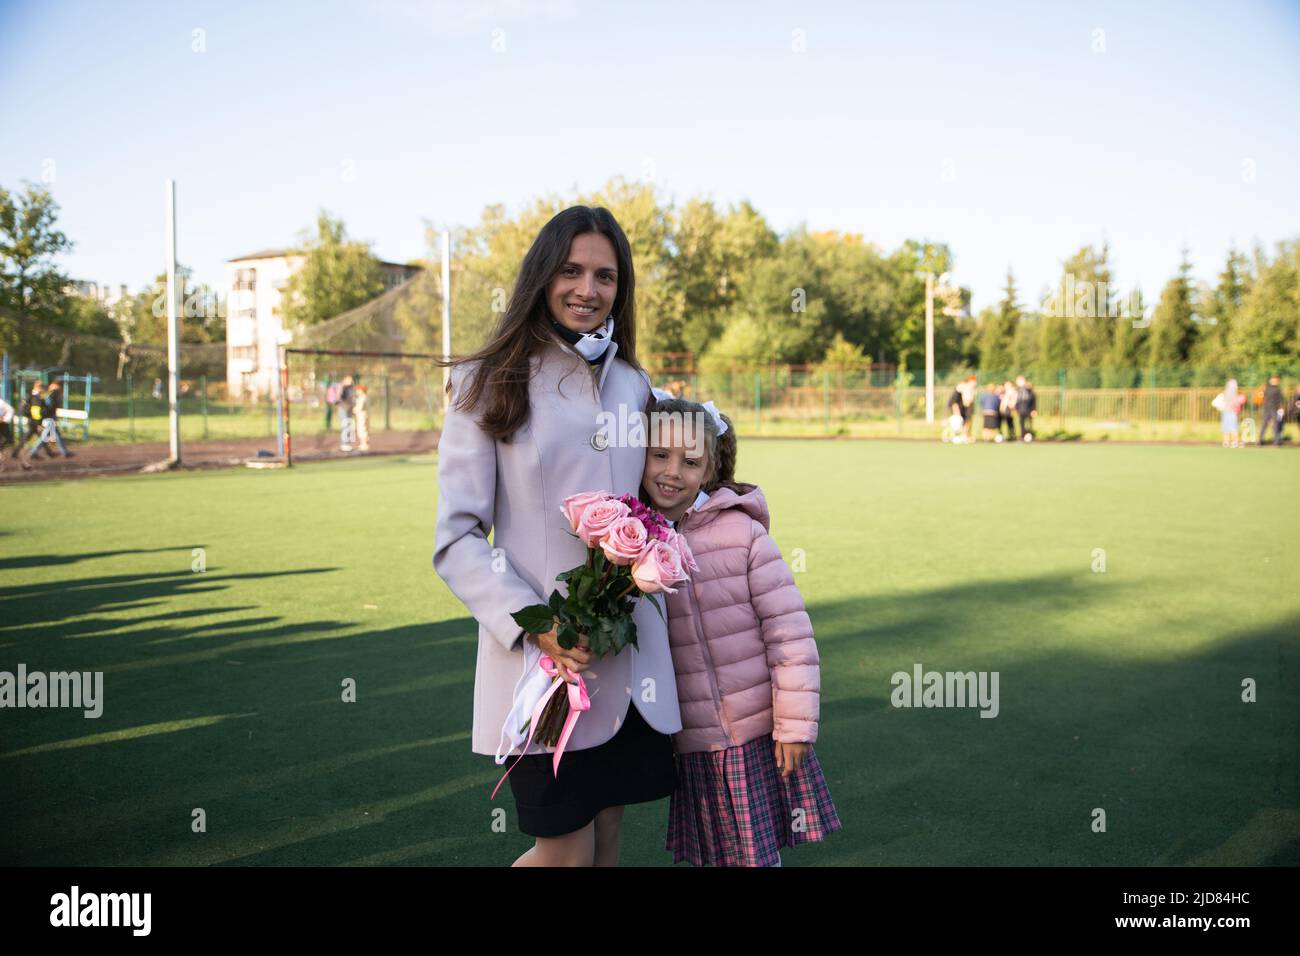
[665,481,820,754]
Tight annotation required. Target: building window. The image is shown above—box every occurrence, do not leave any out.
[231,346,257,361]
[233,267,257,292]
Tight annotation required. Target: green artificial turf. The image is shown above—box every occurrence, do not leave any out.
[1,441,1297,866]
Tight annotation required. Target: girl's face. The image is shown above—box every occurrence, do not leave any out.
[642,419,709,522]
[547,231,618,334]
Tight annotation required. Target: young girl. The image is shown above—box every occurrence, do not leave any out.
[640,394,841,866]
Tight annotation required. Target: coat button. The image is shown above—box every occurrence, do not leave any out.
[590,430,609,451]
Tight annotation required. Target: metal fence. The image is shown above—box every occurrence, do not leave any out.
[642,361,1300,441]
[11,358,1299,445]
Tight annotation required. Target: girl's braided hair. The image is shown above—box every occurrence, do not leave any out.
[644,395,740,494]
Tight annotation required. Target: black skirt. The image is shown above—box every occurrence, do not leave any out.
[501,700,677,838]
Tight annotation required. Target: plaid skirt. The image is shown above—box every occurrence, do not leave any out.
[666,735,842,867]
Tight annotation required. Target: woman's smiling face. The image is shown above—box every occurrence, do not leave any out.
[547,231,619,334]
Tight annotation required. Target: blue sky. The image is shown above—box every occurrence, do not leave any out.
[2,0,1298,314]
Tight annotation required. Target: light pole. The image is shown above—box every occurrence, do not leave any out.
[918,270,962,423]
[165,179,181,465]
[441,230,452,404]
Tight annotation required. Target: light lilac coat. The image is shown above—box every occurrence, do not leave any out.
[666,482,821,754]
[433,331,682,756]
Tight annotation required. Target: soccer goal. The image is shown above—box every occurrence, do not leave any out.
[278,347,447,465]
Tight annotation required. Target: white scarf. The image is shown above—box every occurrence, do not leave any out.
[571,317,615,361]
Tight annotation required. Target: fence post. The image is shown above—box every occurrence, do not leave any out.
[384,374,391,431]
[896,373,903,433]
[1147,368,1156,436]
[823,370,830,434]
[200,375,209,439]
[127,374,134,442]
[1058,369,1066,431]
[754,372,761,433]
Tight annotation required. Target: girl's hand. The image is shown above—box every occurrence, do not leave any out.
[529,619,592,682]
[773,741,810,778]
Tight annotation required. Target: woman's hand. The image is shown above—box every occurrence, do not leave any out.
[774,741,811,778]
[529,619,592,683]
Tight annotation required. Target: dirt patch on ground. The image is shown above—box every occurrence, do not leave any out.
[0,430,438,484]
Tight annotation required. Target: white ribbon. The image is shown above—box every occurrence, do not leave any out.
[700,400,728,436]
[649,386,728,436]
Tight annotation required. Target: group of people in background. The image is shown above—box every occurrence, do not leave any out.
[946,375,1037,444]
[1216,374,1297,448]
[324,374,370,453]
[0,381,72,471]
[943,372,1299,447]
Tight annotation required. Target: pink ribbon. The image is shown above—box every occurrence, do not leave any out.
[490,655,591,800]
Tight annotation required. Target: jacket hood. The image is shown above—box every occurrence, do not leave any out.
[684,481,769,532]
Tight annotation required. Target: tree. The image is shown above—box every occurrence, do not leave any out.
[701,227,828,369]
[1100,287,1147,387]
[1227,239,1300,374]
[977,268,1021,375]
[1190,246,1250,372]
[1145,249,1199,382]
[281,211,385,326]
[666,198,779,355]
[0,181,75,356]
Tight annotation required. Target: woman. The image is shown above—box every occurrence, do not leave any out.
[433,206,682,866]
[1213,378,1245,447]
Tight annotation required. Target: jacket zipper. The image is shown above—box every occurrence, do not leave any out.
[680,514,730,742]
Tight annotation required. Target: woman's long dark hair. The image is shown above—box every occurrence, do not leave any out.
[440,206,643,442]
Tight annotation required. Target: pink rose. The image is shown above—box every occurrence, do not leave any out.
[576,498,630,547]
[665,528,699,574]
[561,490,611,531]
[600,515,650,566]
[632,539,686,594]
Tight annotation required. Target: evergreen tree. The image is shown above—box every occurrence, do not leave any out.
[1145,249,1199,383]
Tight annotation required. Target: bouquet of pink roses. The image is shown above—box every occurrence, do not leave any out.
[508,490,699,749]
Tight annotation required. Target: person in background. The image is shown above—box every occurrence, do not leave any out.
[38,381,72,457]
[957,374,978,441]
[945,381,967,443]
[1000,379,1018,441]
[1260,374,1285,447]
[1016,375,1037,442]
[17,382,47,464]
[1290,383,1300,440]
[338,374,356,452]
[1212,378,1245,448]
[354,383,371,452]
[0,395,16,470]
[979,382,1002,442]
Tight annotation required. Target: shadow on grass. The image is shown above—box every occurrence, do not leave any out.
[0,546,207,573]
[1,563,1296,868]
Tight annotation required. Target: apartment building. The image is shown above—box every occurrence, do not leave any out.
[225,248,419,399]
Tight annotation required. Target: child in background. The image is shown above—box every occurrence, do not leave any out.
[354,383,370,452]
[640,392,841,867]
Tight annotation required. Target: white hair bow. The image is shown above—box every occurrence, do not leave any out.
[650,385,728,436]
[700,400,728,436]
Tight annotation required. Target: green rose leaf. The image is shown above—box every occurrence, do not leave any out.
[512,604,556,634]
